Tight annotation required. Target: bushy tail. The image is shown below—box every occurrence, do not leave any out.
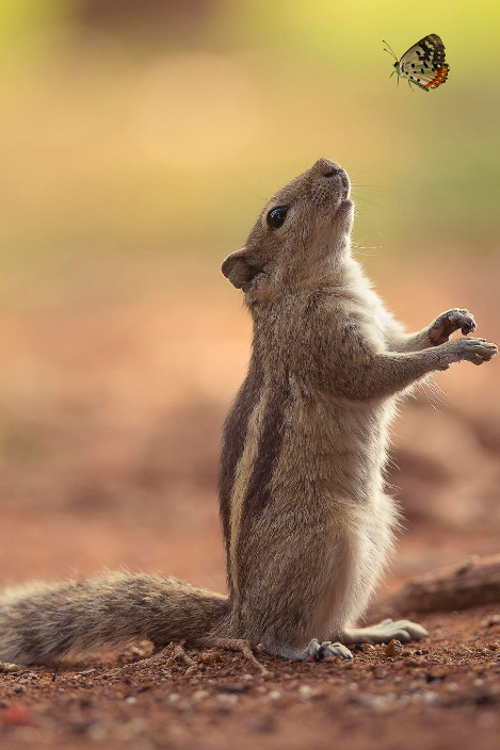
[0,572,230,665]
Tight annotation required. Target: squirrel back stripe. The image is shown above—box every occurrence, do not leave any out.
[218,360,264,577]
[228,381,269,598]
[236,385,288,595]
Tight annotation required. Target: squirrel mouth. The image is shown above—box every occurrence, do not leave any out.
[336,197,354,217]
[336,170,352,210]
[339,169,351,199]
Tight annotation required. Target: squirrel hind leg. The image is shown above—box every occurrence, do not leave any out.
[265,638,353,662]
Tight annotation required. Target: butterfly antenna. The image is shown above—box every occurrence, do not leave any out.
[382,40,398,61]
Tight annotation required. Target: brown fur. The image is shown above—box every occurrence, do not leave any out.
[0,158,496,665]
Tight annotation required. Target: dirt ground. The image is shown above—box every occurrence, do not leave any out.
[1,607,500,750]
[0,257,499,749]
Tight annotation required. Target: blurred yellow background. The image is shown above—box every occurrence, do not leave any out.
[0,1,499,590]
[0,0,499,303]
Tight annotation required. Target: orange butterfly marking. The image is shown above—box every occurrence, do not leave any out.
[425,63,449,89]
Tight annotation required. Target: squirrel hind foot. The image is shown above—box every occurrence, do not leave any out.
[265,639,353,662]
[341,619,429,644]
[306,639,353,661]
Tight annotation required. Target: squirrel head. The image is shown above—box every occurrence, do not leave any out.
[221,158,354,303]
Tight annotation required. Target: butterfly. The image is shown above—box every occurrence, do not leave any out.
[383,34,449,91]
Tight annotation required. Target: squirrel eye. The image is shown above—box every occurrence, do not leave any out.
[266,206,289,230]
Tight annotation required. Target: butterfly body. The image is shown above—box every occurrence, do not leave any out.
[384,34,449,92]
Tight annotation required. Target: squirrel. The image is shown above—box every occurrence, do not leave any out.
[0,158,497,666]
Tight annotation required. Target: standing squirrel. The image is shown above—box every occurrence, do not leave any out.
[0,158,497,666]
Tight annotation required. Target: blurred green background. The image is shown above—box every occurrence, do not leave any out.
[0,0,498,309]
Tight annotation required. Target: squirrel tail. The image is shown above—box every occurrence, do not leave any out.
[0,572,230,665]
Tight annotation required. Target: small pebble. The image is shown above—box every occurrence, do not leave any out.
[268,691,281,701]
[184,667,197,677]
[483,614,500,628]
[351,693,396,713]
[0,662,23,674]
[422,691,439,705]
[168,693,181,703]
[425,670,445,683]
[299,685,323,700]
[217,693,238,705]
[384,639,403,657]
[125,697,137,705]
[192,690,210,702]
[243,674,253,681]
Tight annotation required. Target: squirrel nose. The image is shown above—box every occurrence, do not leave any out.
[315,158,342,178]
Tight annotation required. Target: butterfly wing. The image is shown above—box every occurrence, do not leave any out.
[398,34,449,91]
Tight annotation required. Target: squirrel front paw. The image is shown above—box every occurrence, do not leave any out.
[438,337,498,369]
[429,308,476,345]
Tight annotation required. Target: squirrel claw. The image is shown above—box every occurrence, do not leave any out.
[208,638,270,676]
[429,308,477,345]
[306,638,353,661]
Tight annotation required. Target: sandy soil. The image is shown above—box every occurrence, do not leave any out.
[1,606,500,750]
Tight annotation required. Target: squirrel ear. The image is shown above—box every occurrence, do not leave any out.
[221,248,263,291]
